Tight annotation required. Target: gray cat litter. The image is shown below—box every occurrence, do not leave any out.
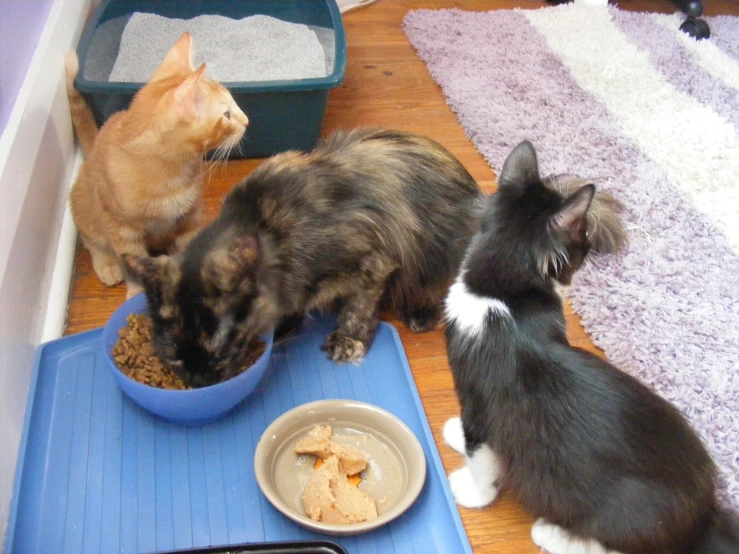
[107,13,329,83]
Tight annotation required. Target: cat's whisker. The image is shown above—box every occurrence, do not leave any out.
[626,223,653,244]
[202,142,229,179]
[209,153,223,171]
[539,245,569,278]
[210,137,237,174]
[206,143,231,179]
[212,145,225,163]
[272,332,301,348]
[203,158,220,183]
[222,143,236,173]
[587,256,605,271]
[217,152,231,177]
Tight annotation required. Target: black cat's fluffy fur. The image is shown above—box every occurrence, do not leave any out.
[124,128,482,386]
[445,141,739,553]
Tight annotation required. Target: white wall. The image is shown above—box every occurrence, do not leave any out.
[0,0,97,546]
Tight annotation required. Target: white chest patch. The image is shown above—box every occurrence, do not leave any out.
[444,276,511,337]
[552,279,571,302]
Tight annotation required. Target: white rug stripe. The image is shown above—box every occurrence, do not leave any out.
[524,5,739,253]
[653,12,739,93]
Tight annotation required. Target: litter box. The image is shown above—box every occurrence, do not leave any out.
[73,0,346,158]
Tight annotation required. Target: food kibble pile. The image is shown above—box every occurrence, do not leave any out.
[112,314,191,390]
[112,313,266,389]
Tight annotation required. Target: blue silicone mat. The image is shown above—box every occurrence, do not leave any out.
[5,315,472,554]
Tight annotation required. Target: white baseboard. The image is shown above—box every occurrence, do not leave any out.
[41,154,82,344]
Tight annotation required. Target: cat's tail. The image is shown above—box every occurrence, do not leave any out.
[691,507,739,554]
[64,51,98,157]
[543,174,628,256]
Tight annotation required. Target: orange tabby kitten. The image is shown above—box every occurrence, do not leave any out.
[65,32,249,297]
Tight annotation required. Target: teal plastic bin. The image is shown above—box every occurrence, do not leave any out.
[74,0,346,158]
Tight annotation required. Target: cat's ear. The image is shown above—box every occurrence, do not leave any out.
[498,141,540,188]
[122,254,172,289]
[151,32,195,81]
[171,63,207,119]
[202,236,259,293]
[549,184,596,244]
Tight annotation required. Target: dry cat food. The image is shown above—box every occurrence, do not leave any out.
[294,425,378,524]
[112,313,265,389]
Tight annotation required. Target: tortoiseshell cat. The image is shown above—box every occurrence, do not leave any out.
[443,141,739,554]
[124,128,482,386]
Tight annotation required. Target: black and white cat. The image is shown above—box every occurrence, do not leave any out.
[442,141,739,554]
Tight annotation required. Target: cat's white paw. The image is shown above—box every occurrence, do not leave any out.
[448,467,498,508]
[443,416,466,454]
[531,518,616,554]
[93,257,124,286]
[532,519,565,552]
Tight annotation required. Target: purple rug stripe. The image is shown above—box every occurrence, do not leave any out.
[707,15,739,65]
[612,9,739,132]
[403,7,739,508]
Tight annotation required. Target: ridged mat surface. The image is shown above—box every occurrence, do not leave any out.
[6,316,471,554]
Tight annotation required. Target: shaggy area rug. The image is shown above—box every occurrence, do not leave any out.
[403,3,739,507]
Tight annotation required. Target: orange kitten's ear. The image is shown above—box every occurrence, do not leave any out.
[171,64,207,119]
[151,32,195,81]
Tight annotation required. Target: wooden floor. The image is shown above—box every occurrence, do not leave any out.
[65,1,739,552]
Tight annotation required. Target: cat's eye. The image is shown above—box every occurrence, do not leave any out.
[224,110,231,120]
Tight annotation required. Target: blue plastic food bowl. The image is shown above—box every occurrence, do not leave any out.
[102,294,274,426]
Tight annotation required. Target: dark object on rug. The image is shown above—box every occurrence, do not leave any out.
[671,0,711,39]
[680,16,711,39]
[545,0,710,39]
